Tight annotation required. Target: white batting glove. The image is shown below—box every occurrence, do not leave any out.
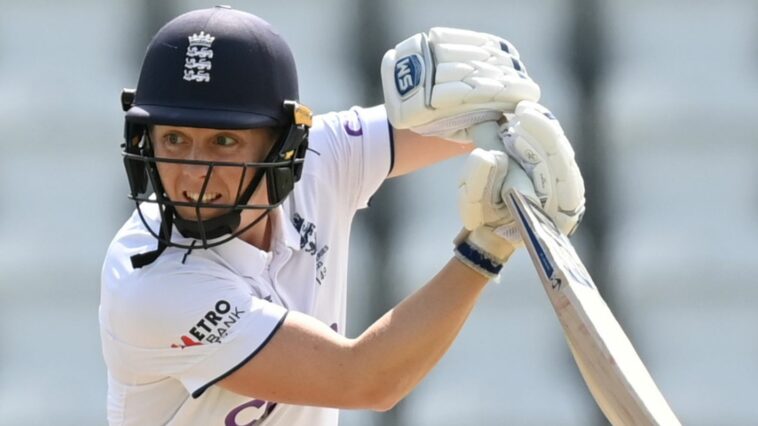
[501,101,585,236]
[454,149,534,279]
[454,103,586,279]
[381,27,541,143]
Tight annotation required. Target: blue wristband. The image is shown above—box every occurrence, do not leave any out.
[454,240,503,278]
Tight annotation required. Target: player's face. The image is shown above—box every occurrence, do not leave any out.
[151,125,276,221]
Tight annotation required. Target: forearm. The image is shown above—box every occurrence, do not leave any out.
[389,127,475,178]
[351,257,489,408]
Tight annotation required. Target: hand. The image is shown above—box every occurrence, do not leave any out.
[454,149,531,279]
[454,102,586,279]
[500,101,585,236]
[381,27,541,143]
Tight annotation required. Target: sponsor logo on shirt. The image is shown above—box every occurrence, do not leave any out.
[292,213,329,285]
[225,399,277,426]
[170,300,245,348]
[343,111,363,136]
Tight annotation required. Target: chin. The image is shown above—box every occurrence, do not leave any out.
[175,207,228,222]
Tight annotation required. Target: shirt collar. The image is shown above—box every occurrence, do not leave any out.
[209,207,301,278]
[210,235,270,279]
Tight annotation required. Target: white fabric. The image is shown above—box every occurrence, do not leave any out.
[381,27,541,142]
[500,101,585,235]
[100,105,392,426]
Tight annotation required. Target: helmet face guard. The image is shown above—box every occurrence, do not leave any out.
[120,7,311,267]
[122,101,311,249]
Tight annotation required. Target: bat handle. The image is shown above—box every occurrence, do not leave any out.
[469,120,503,151]
[469,121,538,205]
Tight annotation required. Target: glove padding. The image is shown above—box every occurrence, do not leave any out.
[500,101,585,236]
[454,149,535,279]
[381,27,541,143]
[454,102,586,279]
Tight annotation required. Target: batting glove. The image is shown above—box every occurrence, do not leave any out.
[381,27,541,143]
[454,148,533,279]
[454,102,586,279]
[501,101,585,236]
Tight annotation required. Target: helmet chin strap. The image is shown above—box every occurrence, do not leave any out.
[130,204,272,269]
[130,204,175,269]
[172,165,267,243]
[173,210,242,241]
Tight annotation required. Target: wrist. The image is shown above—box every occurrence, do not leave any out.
[453,228,515,280]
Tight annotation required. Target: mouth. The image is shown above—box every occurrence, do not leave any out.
[183,190,222,204]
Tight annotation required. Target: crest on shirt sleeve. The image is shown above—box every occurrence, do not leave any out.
[292,213,330,285]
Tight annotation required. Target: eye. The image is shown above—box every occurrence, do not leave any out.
[215,135,239,147]
[164,132,186,145]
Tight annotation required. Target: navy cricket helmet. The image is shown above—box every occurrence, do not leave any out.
[121,6,312,267]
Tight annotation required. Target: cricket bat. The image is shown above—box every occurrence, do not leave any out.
[504,188,681,425]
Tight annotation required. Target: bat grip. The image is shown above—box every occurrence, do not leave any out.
[469,121,503,151]
[469,121,538,204]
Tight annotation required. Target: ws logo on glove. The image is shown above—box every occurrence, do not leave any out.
[394,54,423,98]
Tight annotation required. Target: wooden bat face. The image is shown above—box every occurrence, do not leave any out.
[505,188,680,426]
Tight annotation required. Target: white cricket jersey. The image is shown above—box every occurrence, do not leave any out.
[100,105,393,426]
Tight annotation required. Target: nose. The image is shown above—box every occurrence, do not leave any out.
[181,146,212,180]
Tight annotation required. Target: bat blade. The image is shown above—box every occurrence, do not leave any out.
[505,188,680,426]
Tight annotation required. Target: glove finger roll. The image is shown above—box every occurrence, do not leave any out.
[429,27,521,58]
[434,44,490,63]
[492,80,541,104]
[556,167,585,211]
[435,62,475,83]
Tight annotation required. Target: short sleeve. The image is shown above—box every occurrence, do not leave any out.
[178,298,287,398]
[306,105,393,212]
[100,257,288,398]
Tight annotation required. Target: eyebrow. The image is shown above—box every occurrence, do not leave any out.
[155,128,191,138]
[152,126,270,144]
